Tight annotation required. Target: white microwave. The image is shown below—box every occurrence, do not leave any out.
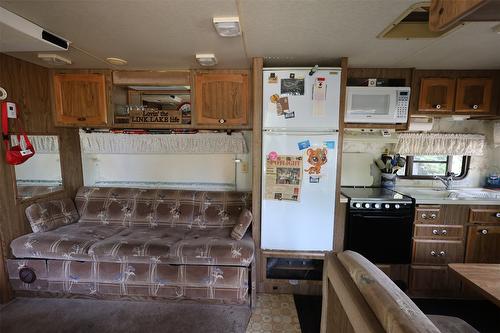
[345,86,410,124]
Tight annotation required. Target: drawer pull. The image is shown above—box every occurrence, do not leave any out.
[441,229,447,235]
[430,250,446,257]
[421,213,437,220]
[472,104,479,110]
[480,229,488,235]
[495,213,500,218]
[434,104,442,110]
[77,117,87,121]
[432,229,439,235]
[218,118,226,124]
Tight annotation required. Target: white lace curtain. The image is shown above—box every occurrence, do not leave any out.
[79,131,248,154]
[395,133,486,156]
[10,135,59,153]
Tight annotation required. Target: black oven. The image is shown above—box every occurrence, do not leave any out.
[344,200,415,264]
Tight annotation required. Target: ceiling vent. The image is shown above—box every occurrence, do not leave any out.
[378,2,462,39]
[0,7,69,52]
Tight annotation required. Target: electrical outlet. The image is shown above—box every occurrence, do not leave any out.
[240,161,248,173]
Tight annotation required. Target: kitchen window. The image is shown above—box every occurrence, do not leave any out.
[398,155,470,179]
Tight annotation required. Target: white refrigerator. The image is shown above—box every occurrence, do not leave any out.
[261,68,341,251]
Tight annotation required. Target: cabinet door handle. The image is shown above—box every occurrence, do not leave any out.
[471,104,479,110]
[218,118,226,124]
[480,229,488,235]
[434,104,441,109]
[77,117,87,121]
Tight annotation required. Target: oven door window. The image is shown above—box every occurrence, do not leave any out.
[346,213,413,264]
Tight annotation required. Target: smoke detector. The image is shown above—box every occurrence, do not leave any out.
[196,53,217,66]
[212,17,241,37]
[37,53,72,65]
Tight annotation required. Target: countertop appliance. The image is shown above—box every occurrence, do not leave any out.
[261,67,341,251]
[341,187,415,264]
[345,86,410,124]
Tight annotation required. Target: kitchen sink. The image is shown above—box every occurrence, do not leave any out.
[397,188,500,201]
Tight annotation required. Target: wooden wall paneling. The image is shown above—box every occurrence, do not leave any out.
[251,58,263,293]
[0,54,84,303]
[347,68,413,85]
[333,57,348,253]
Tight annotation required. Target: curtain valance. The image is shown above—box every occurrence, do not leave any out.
[79,131,248,154]
[395,133,486,156]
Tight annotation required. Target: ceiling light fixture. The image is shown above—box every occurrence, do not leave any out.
[37,53,72,65]
[212,17,241,37]
[106,57,128,65]
[196,53,217,66]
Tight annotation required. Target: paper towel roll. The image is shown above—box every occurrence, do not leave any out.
[408,117,433,132]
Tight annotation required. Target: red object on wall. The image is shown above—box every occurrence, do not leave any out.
[1,101,35,165]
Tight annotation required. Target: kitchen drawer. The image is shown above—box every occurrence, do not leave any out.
[415,206,441,224]
[409,265,461,297]
[468,208,500,224]
[414,225,463,240]
[412,240,464,265]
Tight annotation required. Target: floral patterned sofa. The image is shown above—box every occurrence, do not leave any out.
[7,187,254,304]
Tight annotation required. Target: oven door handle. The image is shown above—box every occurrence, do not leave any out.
[351,214,412,220]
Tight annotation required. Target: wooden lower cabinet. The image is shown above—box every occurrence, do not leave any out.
[465,225,500,263]
[409,265,461,297]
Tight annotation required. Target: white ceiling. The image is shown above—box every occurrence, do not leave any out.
[1,0,500,69]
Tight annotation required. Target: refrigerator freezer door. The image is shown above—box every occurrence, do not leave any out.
[261,131,338,251]
[263,69,341,130]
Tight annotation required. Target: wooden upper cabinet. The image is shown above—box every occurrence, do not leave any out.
[195,72,249,126]
[418,78,456,112]
[465,225,500,263]
[53,73,108,126]
[455,78,492,113]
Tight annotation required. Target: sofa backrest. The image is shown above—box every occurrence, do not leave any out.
[336,251,440,333]
[74,187,252,229]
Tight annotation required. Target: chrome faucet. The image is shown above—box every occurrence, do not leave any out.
[434,172,456,190]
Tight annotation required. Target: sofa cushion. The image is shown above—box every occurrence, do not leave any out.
[87,227,254,266]
[74,187,251,229]
[10,223,125,261]
[231,209,253,240]
[25,198,79,233]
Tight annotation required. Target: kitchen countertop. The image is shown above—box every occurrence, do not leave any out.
[395,187,500,205]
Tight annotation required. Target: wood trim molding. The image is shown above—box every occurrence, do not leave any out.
[251,57,263,293]
[112,70,191,86]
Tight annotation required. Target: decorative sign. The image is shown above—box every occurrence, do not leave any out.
[130,108,182,124]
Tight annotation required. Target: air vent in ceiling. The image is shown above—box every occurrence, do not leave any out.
[378,2,462,39]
